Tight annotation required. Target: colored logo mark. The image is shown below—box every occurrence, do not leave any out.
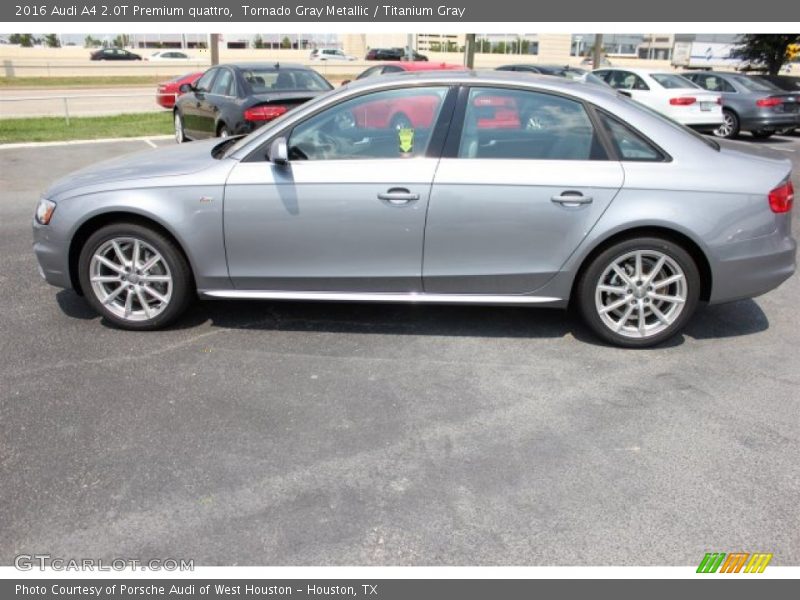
[697,552,773,573]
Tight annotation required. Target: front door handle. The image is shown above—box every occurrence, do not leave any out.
[551,192,593,207]
[378,188,420,205]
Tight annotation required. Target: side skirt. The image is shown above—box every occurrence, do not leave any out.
[198,290,564,306]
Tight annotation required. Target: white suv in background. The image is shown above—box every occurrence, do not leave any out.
[310,48,356,61]
[593,67,723,131]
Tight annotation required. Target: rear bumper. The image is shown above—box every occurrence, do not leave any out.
[740,113,800,132]
[709,228,796,304]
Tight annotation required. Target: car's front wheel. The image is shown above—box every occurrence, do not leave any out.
[576,237,701,348]
[174,111,187,143]
[78,223,193,330]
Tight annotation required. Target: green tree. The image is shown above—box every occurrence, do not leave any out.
[44,34,60,48]
[10,33,35,47]
[83,35,102,48]
[733,34,800,74]
[253,34,264,49]
[112,34,130,48]
[280,36,292,49]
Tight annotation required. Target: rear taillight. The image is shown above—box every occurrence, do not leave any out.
[769,179,794,214]
[243,105,288,122]
[756,97,782,107]
[669,97,696,106]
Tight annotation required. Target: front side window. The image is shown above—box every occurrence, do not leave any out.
[729,75,780,92]
[458,87,603,161]
[210,69,234,96]
[288,87,448,161]
[606,71,649,91]
[194,69,217,93]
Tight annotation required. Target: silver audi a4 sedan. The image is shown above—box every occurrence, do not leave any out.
[32,71,796,347]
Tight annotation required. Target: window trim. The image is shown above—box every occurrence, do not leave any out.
[442,84,611,162]
[590,106,672,163]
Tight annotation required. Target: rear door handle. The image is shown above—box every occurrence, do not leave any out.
[378,188,420,205]
[551,192,593,206]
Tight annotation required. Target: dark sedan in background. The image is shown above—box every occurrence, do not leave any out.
[90,48,142,61]
[681,71,800,138]
[366,47,428,61]
[173,62,333,143]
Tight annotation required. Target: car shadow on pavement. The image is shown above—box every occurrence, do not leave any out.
[55,290,769,346]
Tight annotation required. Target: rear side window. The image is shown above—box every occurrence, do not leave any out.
[458,87,605,161]
[596,111,664,161]
[650,74,697,89]
[210,69,234,96]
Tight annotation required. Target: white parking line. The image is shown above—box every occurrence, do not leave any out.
[0,135,172,150]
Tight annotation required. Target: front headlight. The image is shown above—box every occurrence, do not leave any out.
[35,198,56,225]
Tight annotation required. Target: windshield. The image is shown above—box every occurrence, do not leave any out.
[729,75,781,92]
[650,74,698,89]
[241,68,333,93]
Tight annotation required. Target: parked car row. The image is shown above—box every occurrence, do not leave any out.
[158,60,800,145]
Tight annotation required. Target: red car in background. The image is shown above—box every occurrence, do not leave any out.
[348,62,467,129]
[156,72,203,109]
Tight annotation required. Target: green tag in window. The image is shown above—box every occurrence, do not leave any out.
[398,128,414,154]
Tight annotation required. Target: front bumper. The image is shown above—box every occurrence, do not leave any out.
[32,220,71,289]
[709,226,796,304]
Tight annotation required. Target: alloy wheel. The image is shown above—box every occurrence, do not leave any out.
[594,250,688,339]
[714,112,736,138]
[174,113,184,143]
[89,237,173,322]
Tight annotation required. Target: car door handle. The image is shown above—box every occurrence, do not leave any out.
[378,189,420,205]
[551,193,593,206]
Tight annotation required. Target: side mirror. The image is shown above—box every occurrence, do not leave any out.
[270,137,289,165]
[340,79,351,86]
[178,83,193,94]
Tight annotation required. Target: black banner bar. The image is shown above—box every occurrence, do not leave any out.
[4,579,800,600]
[3,0,800,22]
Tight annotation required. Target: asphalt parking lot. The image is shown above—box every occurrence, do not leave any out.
[1,134,799,566]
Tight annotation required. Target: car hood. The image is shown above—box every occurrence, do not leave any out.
[44,138,224,200]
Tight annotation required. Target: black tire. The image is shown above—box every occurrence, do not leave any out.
[576,236,701,348]
[218,124,232,138]
[174,110,187,144]
[714,109,740,139]
[751,130,774,139]
[78,222,193,331]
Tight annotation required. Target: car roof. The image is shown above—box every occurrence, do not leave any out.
[343,69,617,99]
[378,61,465,71]
[599,67,678,76]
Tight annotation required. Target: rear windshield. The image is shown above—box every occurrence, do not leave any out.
[729,75,780,92]
[241,68,333,93]
[650,74,698,89]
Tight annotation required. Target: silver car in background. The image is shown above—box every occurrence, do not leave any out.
[681,71,800,139]
[32,72,796,347]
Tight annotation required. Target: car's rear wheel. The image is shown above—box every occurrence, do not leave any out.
[78,223,193,330]
[218,124,231,138]
[576,237,701,348]
[714,109,740,139]
[174,111,186,143]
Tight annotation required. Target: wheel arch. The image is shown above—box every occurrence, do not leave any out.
[68,211,195,296]
[570,225,713,304]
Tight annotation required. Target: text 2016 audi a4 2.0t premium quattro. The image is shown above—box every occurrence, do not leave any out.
[32,72,796,347]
